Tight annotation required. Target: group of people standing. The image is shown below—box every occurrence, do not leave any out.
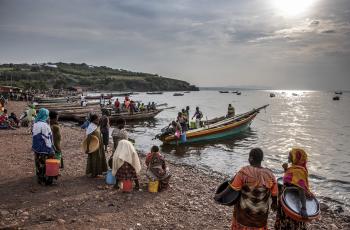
[0,97,21,129]
[27,103,313,229]
[113,97,157,115]
[30,106,171,192]
[82,113,171,191]
[172,106,204,133]
[171,103,234,137]
[228,147,312,230]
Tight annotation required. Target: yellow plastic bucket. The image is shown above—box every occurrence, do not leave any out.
[148,180,159,193]
[190,121,196,129]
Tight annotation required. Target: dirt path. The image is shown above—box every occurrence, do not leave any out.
[0,101,349,229]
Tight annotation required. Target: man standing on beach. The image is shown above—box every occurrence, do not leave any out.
[49,110,63,169]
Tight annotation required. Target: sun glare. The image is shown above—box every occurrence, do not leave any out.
[271,0,316,17]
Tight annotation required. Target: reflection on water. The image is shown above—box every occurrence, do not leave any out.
[110,90,350,210]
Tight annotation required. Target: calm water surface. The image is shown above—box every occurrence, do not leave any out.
[109,90,350,210]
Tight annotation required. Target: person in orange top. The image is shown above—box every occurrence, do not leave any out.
[230,148,278,230]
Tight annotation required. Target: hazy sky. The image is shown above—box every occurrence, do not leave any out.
[1,0,349,89]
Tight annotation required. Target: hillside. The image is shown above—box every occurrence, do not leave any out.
[0,63,199,91]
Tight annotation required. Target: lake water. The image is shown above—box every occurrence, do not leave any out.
[110,90,350,210]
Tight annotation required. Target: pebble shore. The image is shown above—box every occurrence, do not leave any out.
[0,101,349,229]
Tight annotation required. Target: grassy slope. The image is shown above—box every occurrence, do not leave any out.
[0,63,198,91]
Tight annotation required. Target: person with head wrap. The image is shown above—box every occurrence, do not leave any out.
[32,108,55,184]
[32,108,53,154]
[112,139,141,190]
[85,114,108,178]
[275,148,311,230]
[145,145,171,191]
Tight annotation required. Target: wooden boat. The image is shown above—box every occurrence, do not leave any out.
[58,108,100,121]
[335,91,343,95]
[73,109,163,123]
[333,96,340,101]
[236,91,241,95]
[158,105,268,145]
[173,93,184,96]
[219,91,229,93]
[85,95,113,100]
[270,93,276,97]
[35,97,72,103]
[36,102,99,110]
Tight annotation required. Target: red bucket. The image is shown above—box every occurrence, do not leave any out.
[45,159,60,176]
[121,180,133,192]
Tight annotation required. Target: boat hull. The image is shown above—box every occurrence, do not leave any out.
[73,109,163,123]
[162,113,257,145]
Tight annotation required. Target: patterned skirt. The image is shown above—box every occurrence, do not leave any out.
[116,162,138,180]
[231,215,268,230]
[274,205,307,230]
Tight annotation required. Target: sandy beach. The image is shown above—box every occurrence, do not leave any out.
[0,101,349,230]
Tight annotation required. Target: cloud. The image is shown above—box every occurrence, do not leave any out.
[0,0,349,89]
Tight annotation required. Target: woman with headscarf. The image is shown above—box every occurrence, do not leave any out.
[85,114,108,178]
[32,108,55,184]
[112,139,141,190]
[275,148,311,230]
[145,145,171,191]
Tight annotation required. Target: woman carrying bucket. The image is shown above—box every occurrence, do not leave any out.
[32,108,57,185]
[145,145,171,192]
[112,139,141,191]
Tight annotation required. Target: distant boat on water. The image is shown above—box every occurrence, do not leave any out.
[270,93,276,98]
[184,91,190,93]
[173,93,184,96]
[333,96,340,101]
[219,91,229,93]
[146,92,163,95]
[236,91,241,95]
[335,91,343,95]
[292,93,298,96]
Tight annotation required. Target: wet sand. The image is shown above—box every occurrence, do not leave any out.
[0,101,349,229]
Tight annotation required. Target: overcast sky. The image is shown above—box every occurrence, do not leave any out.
[0,0,349,89]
